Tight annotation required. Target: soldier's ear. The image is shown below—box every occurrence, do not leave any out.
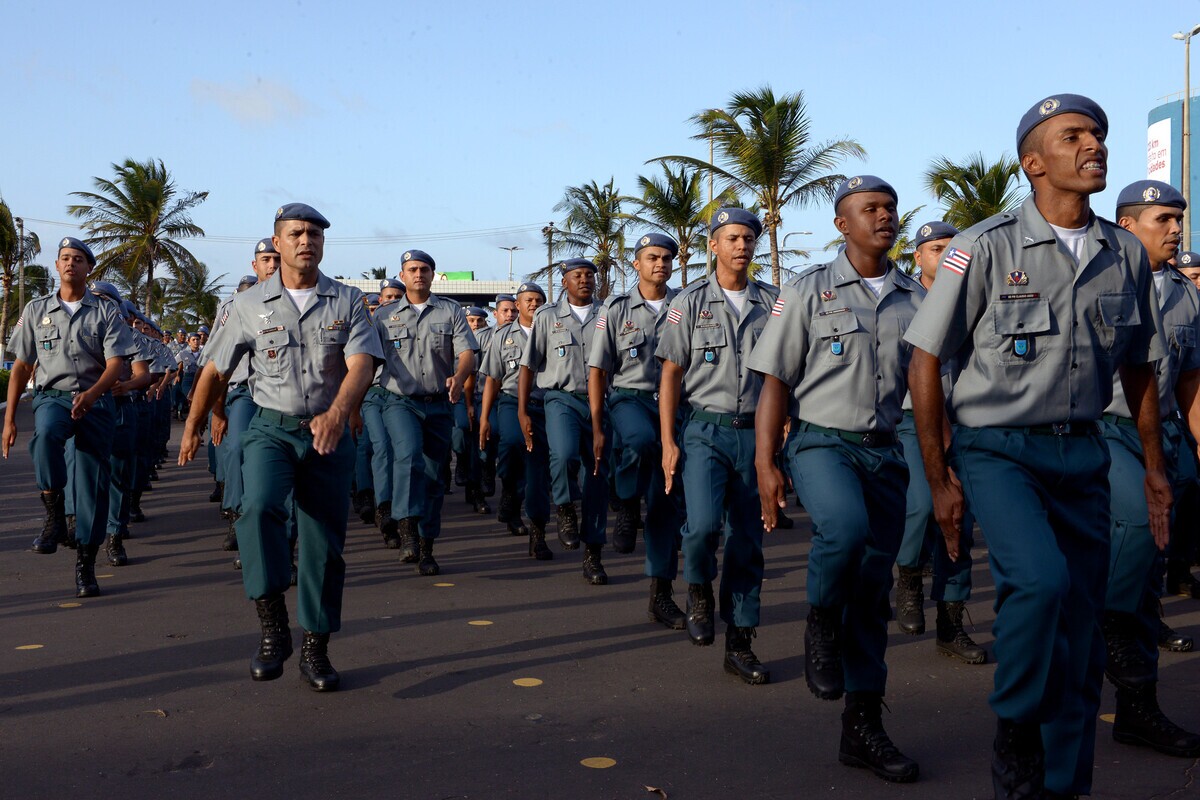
[833,215,850,236]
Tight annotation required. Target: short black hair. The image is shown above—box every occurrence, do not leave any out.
[1115,204,1151,224]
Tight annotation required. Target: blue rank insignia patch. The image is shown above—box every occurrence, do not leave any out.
[629,347,638,359]
[831,339,843,356]
[557,346,566,357]
[1014,338,1028,357]
[704,349,715,363]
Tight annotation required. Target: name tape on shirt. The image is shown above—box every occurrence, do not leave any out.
[770,298,785,317]
[666,308,683,325]
[942,248,971,276]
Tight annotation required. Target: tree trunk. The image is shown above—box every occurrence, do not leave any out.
[0,272,11,355]
[677,226,689,287]
[768,220,781,287]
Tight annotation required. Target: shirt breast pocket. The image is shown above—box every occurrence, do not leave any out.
[691,325,727,366]
[621,328,646,360]
[255,329,291,374]
[1095,292,1140,355]
[387,325,410,352]
[991,297,1052,366]
[430,322,454,356]
[550,330,576,358]
[811,310,862,366]
[1172,323,1196,355]
[36,326,60,353]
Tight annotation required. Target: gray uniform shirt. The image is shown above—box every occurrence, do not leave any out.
[904,195,1165,427]
[588,285,677,393]
[481,322,544,401]
[10,290,137,392]
[203,293,252,385]
[204,271,382,417]
[473,326,494,401]
[655,273,780,415]
[118,326,156,382]
[748,255,923,433]
[1106,267,1200,418]
[521,299,601,394]
[374,294,476,396]
[146,335,176,374]
[176,347,201,374]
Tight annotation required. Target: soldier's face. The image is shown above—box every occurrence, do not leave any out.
[914,239,951,289]
[634,246,674,286]
[56,249,90,285]
[709,226,756,273]
[562,268,595,303]
[516,291,544,323]
[177,333,186,343]
[1179,267,1200,291]
[1024,113,1107,195]
[467,315,486,331]
[188,336,200,350]
[254,252,281,280]
[274,221,325,271]
[495,300,517,326]
[1119,206,1183,267]
[835,192,898,253]
[401,261,433,293]
[379,287,403,304]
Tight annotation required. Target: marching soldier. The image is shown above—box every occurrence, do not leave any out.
[1097,180,1200,758]
[375,249,476,575]
[518,258,610,584]
[457,305,491,514]
[3,237,137,597]
[480,282,552,556]
[363,279,404,548]
[180,203,382,692]
[906,95,1168,798]
[480,295,516,497]
[753,177,921,781]
[588,232,685,628]
[656,208,778,684]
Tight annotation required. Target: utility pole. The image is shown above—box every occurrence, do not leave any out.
[16,216,25,318]
[1174,23,1200,248]
[542,223,556,303]
[707,125,715,273]
[499,245,522,283]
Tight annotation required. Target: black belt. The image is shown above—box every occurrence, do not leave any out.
[794,419,896,448]
[115,396,133,405]
[255,407,313,430]
[691,410,755,429]
[405,392,449,403]
[1101,414,1136,429]
[36,388,74,398]
[613,387,657,401]
[995,422,1098,437]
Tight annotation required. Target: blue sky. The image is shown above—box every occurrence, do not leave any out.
[4,0,1197,296]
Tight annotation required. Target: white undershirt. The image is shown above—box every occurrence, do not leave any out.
[644,297,665,314]
[1153,268,1167,306]
[1048,222,1089,264]
[862,274,888,297]
[285,287,316,312]
[520,323,533,337]
[570,303,593,324]
[60,299,81,317]
[722,287,748,316]
[410,301,428,313]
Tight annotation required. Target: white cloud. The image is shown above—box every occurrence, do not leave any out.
[191,77,316,126]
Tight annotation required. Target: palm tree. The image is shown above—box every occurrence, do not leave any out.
[654,86,865,286]
[163,260,223,327]
[0,200,44,352]
[626,164,735,287]
[924,153,1025,230]
[531,179,630,301]
[823,206,926,275]
[361,267,388,280]
[67,158,208,318]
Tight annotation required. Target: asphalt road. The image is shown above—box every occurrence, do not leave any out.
[1,401,1198,799]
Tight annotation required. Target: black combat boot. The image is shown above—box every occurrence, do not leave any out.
[935,601,986,664]
[299,631,340,692]
[895,565,925,635]
[470,483,491,515]
[648,577,685,630]
[611,498,638,554]
[64,514,77,548]
[376,503,400,549]
[75,541,101,598]
[1158,617,1193,652]
[149,466,160,480]
[208,481,224,503]
[355,489,374,525]
[582,543,607,585]
[805,605,844,700]
[250,594,292,681]
[398,517,420,563]
[454,453,468,487]
[105,533,128,567]
[222,513,239,552]
[31,490,65,554]
[685,582,716,646]
[418,537,440,576]
[497,485,518,525]
[1113,683,1200,757]
[992,717,1044,800]
[528,520,553,561]
[289,539,298,587]
[724,625,770,684]
[129,493,145,523]
[556,502,580,550]
[481,458,496,497]
[839,692,918,782]
[1103,611,1156,689]
[1167,559,1200,598]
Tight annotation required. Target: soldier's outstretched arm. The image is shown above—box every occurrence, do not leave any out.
[658,360,683,495]
[910,347,964,560]
[1122,361,1172,548]
[179,362,229,464]
[311,352,375,456]
[2,360,34,458]
[754,375,789,532]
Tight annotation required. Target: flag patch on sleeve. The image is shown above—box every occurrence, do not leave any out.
[771,298,785,317]
[942,248,971,275]
[666,308,683,325]
[595,315,607,330]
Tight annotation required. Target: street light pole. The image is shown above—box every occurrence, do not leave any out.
[499,246,522,283]
[541,223,556,303]
[16,216,25,317]
[782,231,814,248]
[1174,23,1200,248]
